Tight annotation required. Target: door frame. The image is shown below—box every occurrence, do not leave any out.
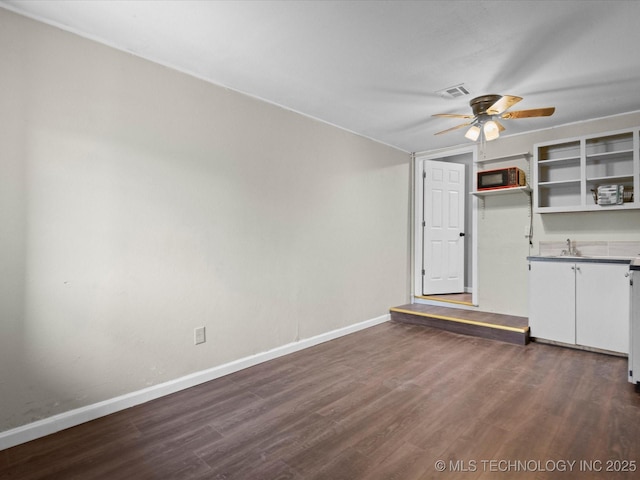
[413,145,479,306]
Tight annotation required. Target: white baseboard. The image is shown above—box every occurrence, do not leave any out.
[0,313,389,451]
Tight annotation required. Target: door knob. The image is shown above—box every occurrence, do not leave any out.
[459,232,466,237]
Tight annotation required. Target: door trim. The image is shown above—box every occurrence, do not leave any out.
[413,146,478,306]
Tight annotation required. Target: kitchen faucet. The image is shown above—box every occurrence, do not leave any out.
[563,238,576,256]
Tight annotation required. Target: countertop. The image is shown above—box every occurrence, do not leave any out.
[527,255,635,265]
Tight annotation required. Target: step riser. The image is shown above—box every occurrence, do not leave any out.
[390,311,529,346]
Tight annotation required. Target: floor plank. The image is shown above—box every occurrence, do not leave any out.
[2,321,639,479]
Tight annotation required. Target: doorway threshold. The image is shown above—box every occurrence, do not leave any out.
[415,293,474,307]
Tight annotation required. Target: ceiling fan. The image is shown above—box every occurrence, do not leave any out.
[432,94,555,141]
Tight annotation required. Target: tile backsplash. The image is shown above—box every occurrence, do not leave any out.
[538,240,640,258]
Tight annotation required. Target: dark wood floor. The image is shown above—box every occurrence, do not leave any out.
[2,321,640,479]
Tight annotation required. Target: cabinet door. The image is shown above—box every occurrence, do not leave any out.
[529,261,576,344]
[576,263,630,353]
[631,271,640,383]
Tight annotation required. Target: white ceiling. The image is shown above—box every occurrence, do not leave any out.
[3,0,640,153]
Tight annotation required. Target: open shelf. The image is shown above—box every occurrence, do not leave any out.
[471,186,531,197]
[538,179,581,187]
[587,149,634,161]
[538,155,581,165]
[476,151,530,164]
[534,128,639,213]
[587,175,634,183]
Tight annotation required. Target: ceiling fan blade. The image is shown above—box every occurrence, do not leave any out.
[501,107,556,119]
[432,113,474,119]
[434,122,472,135]
[495,120,506,132]
[485,95,523,115]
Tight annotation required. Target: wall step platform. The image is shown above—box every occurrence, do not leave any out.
[390,304,530,345]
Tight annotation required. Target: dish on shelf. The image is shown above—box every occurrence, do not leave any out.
[591,185,634,204]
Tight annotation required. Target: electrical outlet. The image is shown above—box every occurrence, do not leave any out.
[194,326,206,345]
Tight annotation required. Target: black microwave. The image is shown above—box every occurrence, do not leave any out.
[477,167,526,190]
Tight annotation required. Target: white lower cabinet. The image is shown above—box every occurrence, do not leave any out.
[529,260,629,354]
[529,261,576,345]
[630,263,640,388]
[576,263,629,353]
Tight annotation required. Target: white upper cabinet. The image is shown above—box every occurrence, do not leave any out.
[533,128,640,213]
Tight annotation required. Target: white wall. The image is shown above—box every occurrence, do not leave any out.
[0,9,409,434]
[477,112,640,316]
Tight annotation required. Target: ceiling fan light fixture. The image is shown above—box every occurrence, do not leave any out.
[465,125,481,141]
[432,93,556,143]
[483,120,500,141]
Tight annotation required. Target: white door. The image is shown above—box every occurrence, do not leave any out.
[422,160,465,294]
